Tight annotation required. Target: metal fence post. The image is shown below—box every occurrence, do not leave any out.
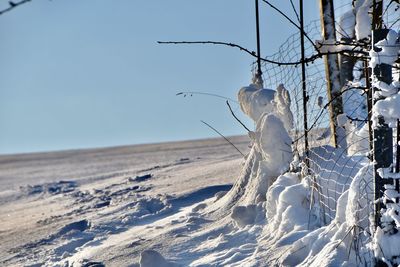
[299,0,309,164]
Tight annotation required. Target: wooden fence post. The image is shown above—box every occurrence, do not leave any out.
[319,0,343,148]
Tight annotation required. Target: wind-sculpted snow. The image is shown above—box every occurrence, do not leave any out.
[0,76,383,267]
[20,180,77,196]
[0,78,369,266]
[0,136,249,266]
[238,83,293,131]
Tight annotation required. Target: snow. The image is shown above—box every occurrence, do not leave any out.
[139,250,177,267]
[378,167,400,179]
[372,91,400,127]
[338,10,356,40]
[1,3,400,266]
[355,0,372,40]
[231,205,257,227]
[0,75,377,266]
[369,29,400,69]
[370,29,400,127]
[372,227,400,264]
[238,83,293,130]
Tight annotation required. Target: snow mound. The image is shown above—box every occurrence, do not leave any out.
[277,164,374,266]
[231,205,257,227]
[140,250,177,267]
[20,180,77,195]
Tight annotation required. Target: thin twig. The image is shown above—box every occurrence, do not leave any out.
[261,0,319,51]
[158,40,304,65]
[158,40,369,66]
[292,86,366,144]
[334,225,355,249]
[289,0,300,23]
[176,91,238,104]
[201,120,245,157]
[226,100,251,132]
[0,0,32,16]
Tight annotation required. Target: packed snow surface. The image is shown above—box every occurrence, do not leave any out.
[0,136,249,266]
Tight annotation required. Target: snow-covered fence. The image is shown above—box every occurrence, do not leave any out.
[247,1,400,264]
[260,0,399,234]
[260,18,368,227]
[247,1,400,265]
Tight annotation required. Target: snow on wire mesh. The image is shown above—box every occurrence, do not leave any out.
[246,1,399,265]
[256,1,398,252]
[256,19,364,227]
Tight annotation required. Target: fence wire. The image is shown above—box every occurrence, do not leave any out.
[257,1,399,264]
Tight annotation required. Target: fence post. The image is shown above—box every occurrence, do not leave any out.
[339,38,356,87]
[319,0,343,148]
[372,28,394,267]
[254,0,263,88]
[299,0,309,163]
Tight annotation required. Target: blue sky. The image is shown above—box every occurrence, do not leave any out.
[0,0,321,154]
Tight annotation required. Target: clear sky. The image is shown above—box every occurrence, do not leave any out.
[0,0,322,154]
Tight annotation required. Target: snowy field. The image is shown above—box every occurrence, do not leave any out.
[0,136,250,266]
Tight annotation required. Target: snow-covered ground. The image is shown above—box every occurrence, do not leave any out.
[0,81,367,267]
[0,80,380,267]
[0,136,250,266]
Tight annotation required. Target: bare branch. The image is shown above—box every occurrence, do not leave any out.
[158,40,369,66]
[176,91,238,103]
[226,100,251,132]
[289,0,300,23]
[261,0,319,51]
[158,40,312,65]
[200,120,245,157]
[0,0,32,16]
[158,40,260,59]
[292,86,366,144]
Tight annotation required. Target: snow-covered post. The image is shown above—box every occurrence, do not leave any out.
[338,9,356,87]
[372,29,394,230]
[319,0,344,148]
[370,27,400,266]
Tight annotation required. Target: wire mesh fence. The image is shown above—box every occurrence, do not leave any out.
[256,1,400,264]
[259,18,360,226]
